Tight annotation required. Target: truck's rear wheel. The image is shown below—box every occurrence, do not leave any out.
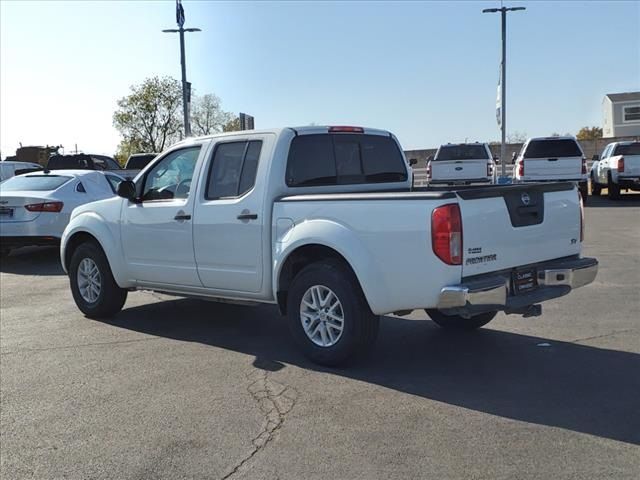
[286,260,379,366]
[69,242,127,318]
[590,173,601,196]
[426,310,497,330]
[608,173,621,200]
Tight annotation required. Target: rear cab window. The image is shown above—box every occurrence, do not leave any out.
[0,175,71,191]
[286,133,407,187]
[434,145,489,161]
[613,143,640,156]
[523,139,582,158]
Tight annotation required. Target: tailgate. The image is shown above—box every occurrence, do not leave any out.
[457,183,581,277]
[616,154,640,176]
[432,160,487,181]
[524,156,582,178]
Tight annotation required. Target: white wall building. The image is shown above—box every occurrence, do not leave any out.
[603,92,640,138]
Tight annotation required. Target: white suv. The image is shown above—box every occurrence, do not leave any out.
[512,136,588,199]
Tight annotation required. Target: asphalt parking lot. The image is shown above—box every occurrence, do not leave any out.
[1,194,639,479]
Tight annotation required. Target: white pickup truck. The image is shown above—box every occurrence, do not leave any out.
[61,126,598,366]
[591,141,640,200]
[427,143,495,185]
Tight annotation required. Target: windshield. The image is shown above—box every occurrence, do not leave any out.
[0,174,71,191]
[524,139,582,158]
[614,143,640,156]
[435,145,489,161]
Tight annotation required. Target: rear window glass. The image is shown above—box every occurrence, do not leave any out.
[0,175,71,191]
[435,145,489,161]
[524,139,582,158]
[47,155,90,169]
[286,134,407,187]
[126,154,156,170]
[613,143,640,156]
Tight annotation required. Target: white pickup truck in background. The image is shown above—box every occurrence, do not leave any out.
[591,141,640,200]
[60,126,598,366]
[427,143,495,185]
[512,136,588,200]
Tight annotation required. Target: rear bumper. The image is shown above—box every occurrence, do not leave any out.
[616,177,640,189]
[0,236,61,248]
[429,177,492,185]
[437,256,598,314]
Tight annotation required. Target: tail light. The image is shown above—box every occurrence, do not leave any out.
[487,162,493,177]
[578,190,584,242]
[581,157,587,175]
[432,203,462,265]
[328,126,364,133]
[24,201,63,213]
[426,162,432,181]
[518,160,524,177]
[618,157,625,172]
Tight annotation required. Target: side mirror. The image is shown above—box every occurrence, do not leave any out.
[116,180,137,201]
[409,158,418,166]
[592,154,599,161]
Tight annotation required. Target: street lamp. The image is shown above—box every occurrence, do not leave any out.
[163,1,201,137]
[483,5,525,179]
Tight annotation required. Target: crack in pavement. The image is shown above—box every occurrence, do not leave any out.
[221,368,298,479]
[0,336,161,356]
[571,329,636,344]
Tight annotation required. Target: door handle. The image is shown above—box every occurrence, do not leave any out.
[174,213,191,221]
[237,213,258,220]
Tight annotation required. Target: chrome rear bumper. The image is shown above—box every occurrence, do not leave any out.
[437,257,598,312]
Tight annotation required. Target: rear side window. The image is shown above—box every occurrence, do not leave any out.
[524,139,582,158]
[0,175,71,191]
[435,145,489,161]
[613,143,640,156]
[286,134,407,187]
[206,141,262,199]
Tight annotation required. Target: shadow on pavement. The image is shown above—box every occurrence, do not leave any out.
[0,247,65,276]
[102,298,640,445]
[585,193,640,208]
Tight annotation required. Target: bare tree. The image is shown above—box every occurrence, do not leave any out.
[191,94,233,136]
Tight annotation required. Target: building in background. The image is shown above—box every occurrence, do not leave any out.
[603,92,640,138]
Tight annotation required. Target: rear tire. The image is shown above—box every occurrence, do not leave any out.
[607,173,621,200]
[590,173,601,196]
[69,242,127,318]
[286,260,379,366]
[426,309,497,330]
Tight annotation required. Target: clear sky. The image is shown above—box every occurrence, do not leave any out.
[1,0,638,157]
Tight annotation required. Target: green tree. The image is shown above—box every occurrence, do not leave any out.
[222,115,242,132]
[576,126,603,140]
[113,76,183,155]
[191,93,233,136]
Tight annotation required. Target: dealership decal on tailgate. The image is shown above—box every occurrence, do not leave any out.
[512,268,538,295]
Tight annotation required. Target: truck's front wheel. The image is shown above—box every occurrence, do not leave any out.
[69,242,127,319]
[286,260,379,366]
[426,310,497,330]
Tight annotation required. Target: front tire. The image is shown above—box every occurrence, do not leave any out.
[608,173,621,200]
[426,310,497,330]
[286,260,379,366]
[69,242,127,318]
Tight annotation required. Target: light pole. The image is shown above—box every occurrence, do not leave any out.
[163,0,200,137]
[483,5,525,179]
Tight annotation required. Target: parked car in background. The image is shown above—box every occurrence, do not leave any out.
[61,126,596,366]
[590,141,640,200]
[0,161,43,182]
[512,136,588,200]
[47,154,121,171]
[125,153,158,170]
[0,170,124,257]
[427,143,495,185]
